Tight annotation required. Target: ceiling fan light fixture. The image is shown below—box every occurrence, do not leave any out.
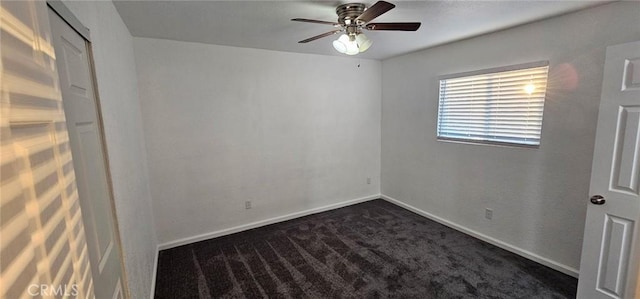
[332,34,349,53]
[345,35,359,55]
[355,33,372,53]
[333,33,361,55]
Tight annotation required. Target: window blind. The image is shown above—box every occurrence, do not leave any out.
[437,64,549,147]
[1,2,93,298]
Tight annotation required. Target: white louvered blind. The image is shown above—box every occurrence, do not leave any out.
[1,1,94,298]
[437,63,549,147]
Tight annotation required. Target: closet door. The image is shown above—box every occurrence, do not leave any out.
[48,7,125,299]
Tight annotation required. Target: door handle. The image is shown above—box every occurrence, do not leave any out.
[590,195,605,205]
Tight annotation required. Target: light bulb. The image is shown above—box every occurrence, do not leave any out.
[345,40,359,55]
[355,33,372,52]
[524,83,535,95]
[344,35,359,55]
[332,34,349,54]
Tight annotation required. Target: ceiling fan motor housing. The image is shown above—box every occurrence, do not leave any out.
[336,3,366,27]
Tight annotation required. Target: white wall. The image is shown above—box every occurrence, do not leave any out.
[61,2,157,298]
[134,38,381,245]
[381,1,640,274]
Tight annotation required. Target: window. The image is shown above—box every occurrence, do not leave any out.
[437,62,549,147]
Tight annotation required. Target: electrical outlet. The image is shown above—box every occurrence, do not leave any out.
[245,201,252,210]
[367,177,371,185]
[485,208,493,220]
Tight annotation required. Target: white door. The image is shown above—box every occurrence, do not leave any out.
[48,9,125,299]
[577,40,640,298]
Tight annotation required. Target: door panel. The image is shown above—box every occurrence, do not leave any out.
[60,35,90,98]
[578,40,640,299]
[48,8,124,299]
[76,122,115,269]
[597,214,633,296]
[611,106,640,195]
[623,58,640,90]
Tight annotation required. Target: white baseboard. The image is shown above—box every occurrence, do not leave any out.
[380,194,579,278]
[158,194,381,250]
[149,245,159,299]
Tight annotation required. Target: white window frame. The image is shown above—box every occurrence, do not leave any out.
[437,61,549,148]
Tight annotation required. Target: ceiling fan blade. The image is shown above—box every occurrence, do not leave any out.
[291,18,340,27]
[298,30,342,43]
[365,22,421,31]
[356,1,395,23]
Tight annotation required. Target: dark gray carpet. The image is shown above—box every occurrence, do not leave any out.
[154,199,577,298]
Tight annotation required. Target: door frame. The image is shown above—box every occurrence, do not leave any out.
[46,1,130,297]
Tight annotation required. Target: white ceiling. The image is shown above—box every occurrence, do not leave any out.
[113,0,609,60]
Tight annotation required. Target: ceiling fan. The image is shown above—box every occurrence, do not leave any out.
[292,1,421,55]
